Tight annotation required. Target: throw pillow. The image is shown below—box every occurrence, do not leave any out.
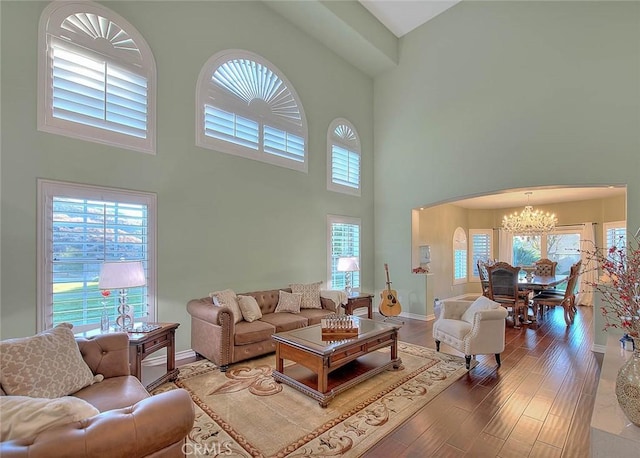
[0,395,100,441]
[209,289,243,324]
[290,281,322,309]
[237,295,263,322]
[460,295,501,323]
[0,323,98,398]
[275,290,302,314]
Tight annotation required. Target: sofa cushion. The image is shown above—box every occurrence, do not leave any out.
[460,295,501,324]
[290,281,322,309]
[275,290,302,314]
[234,320,276,346]
[0,323,98,398]
[0,395,100,442]
[210,289,243,324]
[433,319,473,340]
[260,312,308,332]
[73,375,149,413]
[299,308,335,325]
[237,295,263,322]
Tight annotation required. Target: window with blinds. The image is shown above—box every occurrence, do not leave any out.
[37,180,156,333]
[328,216,361,290]
[197,51,308,172]
[327,119,361,196]
[604,221,627,255]
[453,227,468,284]
[469,229,492,280]
[38,2,156,154]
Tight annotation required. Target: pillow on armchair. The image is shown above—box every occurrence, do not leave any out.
[0,323,100,398]
[460,296,501,323]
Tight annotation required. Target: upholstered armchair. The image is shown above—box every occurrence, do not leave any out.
[433,296,508,369]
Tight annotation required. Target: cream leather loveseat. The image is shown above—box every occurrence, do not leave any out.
[0,328,195,458]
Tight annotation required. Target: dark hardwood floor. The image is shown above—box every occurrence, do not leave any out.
[366,305,602,458]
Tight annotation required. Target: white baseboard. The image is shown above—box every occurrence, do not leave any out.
[591,343,606,354]
[142,349,196,367]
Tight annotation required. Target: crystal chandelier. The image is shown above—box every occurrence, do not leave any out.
[502,192,557,235]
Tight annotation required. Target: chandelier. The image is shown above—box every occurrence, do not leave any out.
[502,192,557,235]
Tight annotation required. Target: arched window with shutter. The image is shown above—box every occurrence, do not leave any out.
[38,1,156,154]
[327,118,361,196]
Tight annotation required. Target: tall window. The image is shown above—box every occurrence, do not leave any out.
[327,215,361,291]
[327,119,361,196]
[453,227,467,285]
[469,229,492,281]
[37,180,156,333]
[512,228,582,275]
[196,50,308,172]
[604,221,627,254]
[38,1,156,153]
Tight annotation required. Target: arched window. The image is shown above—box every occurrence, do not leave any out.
[453,227,468,284]
[196,50,308,172]
[327,118,361,196]
[38,1,156,154]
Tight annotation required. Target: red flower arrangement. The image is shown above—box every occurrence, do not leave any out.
[582,235,640,337]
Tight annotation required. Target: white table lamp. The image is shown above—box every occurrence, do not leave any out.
[337,256,359,295]
[98,261,146,331]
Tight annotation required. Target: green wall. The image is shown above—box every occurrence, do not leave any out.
[0,1,374,351]
[374,1,640,347]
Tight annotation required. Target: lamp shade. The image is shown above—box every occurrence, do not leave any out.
[98,261,146,289]
[337,256,359,272]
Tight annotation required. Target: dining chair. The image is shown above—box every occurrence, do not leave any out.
[534,258,558,277]
[532,260,582,325]
[487,262,531,328]
[477,259,496,298]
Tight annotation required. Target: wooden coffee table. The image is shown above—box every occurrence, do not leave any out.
[271,317,402,407]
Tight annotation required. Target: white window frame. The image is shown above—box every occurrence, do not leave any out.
[453,227,468,285]
[327,118,361,196]
[469,229,492,282]
[196,49,308,173]
[37,179,157,333]
[327,215,361,291]
[38,1,156,154]
[603,220,627,252]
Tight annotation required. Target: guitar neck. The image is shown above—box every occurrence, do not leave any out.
[384,263,392,291]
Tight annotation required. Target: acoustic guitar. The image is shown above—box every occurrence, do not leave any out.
[379,263,402,317]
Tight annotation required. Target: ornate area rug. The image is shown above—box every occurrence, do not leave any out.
[152,342,467,457]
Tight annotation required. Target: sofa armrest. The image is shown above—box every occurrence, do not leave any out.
[0,389,195,458]
[186,297,234,328]
[76,333,130,378]
[320,297,337,312]
[474,308,509,322]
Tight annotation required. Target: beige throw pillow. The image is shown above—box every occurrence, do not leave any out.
[290,281,323,309]
[0,323,98,399]
[460,296,501,323]
[0,395,100,441]
[237,295,263,322]
[209,289,243,324]
[275,290,302,314]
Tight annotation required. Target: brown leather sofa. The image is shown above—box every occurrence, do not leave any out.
[187,288,337,371]
[0,333,195,458]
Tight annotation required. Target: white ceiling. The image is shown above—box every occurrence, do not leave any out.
[359,0,461,37]
[447,186,627,210]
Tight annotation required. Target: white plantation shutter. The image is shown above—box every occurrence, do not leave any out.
[328,216,361,290]
[197,51,308,172]
[39,2,156,153]
[453,227,468,284]
[328,119,361,196]
[52,43,148,138]
[470,230,493,280]
[37,181,156,333]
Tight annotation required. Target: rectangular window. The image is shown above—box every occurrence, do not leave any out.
[327,215,361,291]
[264,125,305,162]
[331,145,360,189]
[204,105,259,149]
[469,229,492,281]
[51,42,148,139]
[454,249,467,282]
[604,221,627,254]
[38,180,156,333]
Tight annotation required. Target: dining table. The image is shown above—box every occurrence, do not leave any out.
[517,274,568,324]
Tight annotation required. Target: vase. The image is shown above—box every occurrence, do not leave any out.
[615,337,640,426]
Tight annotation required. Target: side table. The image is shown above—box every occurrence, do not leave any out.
[127,322,180,391]
[342,293,374,319]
